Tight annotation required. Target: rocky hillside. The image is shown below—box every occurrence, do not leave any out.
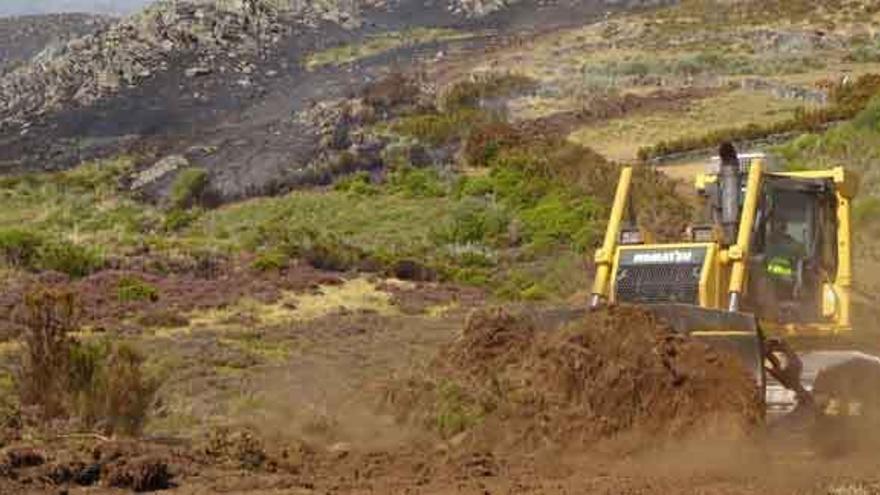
[0,13,112,74]
[0,0,650,202]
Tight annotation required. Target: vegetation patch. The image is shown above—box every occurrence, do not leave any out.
[16,287,157,435]
[305,28,474,70]
[570,90,803,162]
[117,276,160,303]
[0,156,160,253]
[169,167,210,210]
[181,278,397,332]
[582,51,824,89]
[637,74,880,161]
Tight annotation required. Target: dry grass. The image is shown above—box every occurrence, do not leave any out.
[153,278,399,337]
[305,27,474,70]
[568,90,805,161]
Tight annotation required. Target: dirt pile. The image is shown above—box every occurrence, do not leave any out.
[391,305,763,451]
[0,441,174,492]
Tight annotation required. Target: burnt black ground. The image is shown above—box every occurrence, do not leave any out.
[0,0,670,201]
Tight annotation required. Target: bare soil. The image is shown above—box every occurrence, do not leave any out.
[2,300,879,494]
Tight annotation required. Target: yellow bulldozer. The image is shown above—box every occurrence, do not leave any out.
[590,143,880,436]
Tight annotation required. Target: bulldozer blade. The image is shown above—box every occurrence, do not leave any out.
[646,304,767,397]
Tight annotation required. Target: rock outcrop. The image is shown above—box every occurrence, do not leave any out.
[0,1,293,127]
[0,13,112,75]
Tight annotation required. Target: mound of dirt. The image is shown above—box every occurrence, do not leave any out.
[391,306,762,451]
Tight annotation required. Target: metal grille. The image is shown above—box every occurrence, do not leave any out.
[615,264,702,304]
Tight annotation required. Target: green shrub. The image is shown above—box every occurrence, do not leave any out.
[169,167,209,209]
[519,193,601,254]
[447,266,492,286]
[846,45,880,64]
[391,108,485,146]
[270,227,369,272]
[455,174,495,198]
[301,235,368,272]
[432,198,510,246]
[519,283,550,301]
[852,94,880,130]
[37,239,102,278]
[163,208,202,232]
[67,339,110,427]
[389,167,448,198]
[57,157,134,192]
[116,276,159,303]
[252,250,288,272]
[0,229,43,268]
[334,171,379,196]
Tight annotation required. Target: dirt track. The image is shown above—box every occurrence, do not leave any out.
[3,294,880,494]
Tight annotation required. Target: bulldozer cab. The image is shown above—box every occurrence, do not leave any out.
[745,177,840,324]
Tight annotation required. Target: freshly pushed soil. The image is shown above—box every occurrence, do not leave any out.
[391,305,763,451]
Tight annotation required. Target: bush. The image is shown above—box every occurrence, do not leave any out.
[361,71,421,112]
[269,227,369,272]
[391,108,485,146]
[169,167,209,209]
[251,250,288,272]
[36,239,102,278]
[302,235,368,272]
[163,208,202,232]
[389,167,448,198]
[68,341,157,436]
[462,121,522,167]
[102,343,157,435]
[16,288,156,434]
[17,288,78,418]
[334,171,379,196]
[0,229,43,268]
[519,193,601,254]
[852,94,880,130]
[432,198,510,246]
[67,339,110,427]
[116,276,159,303]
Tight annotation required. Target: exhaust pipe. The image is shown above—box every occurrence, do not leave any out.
[719,142,742,246]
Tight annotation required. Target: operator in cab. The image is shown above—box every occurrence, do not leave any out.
[758,213,807,321]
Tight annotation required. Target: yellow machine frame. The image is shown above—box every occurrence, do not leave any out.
[590,161,858,336]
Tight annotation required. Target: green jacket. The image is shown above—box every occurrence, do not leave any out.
[765,233,805,280]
